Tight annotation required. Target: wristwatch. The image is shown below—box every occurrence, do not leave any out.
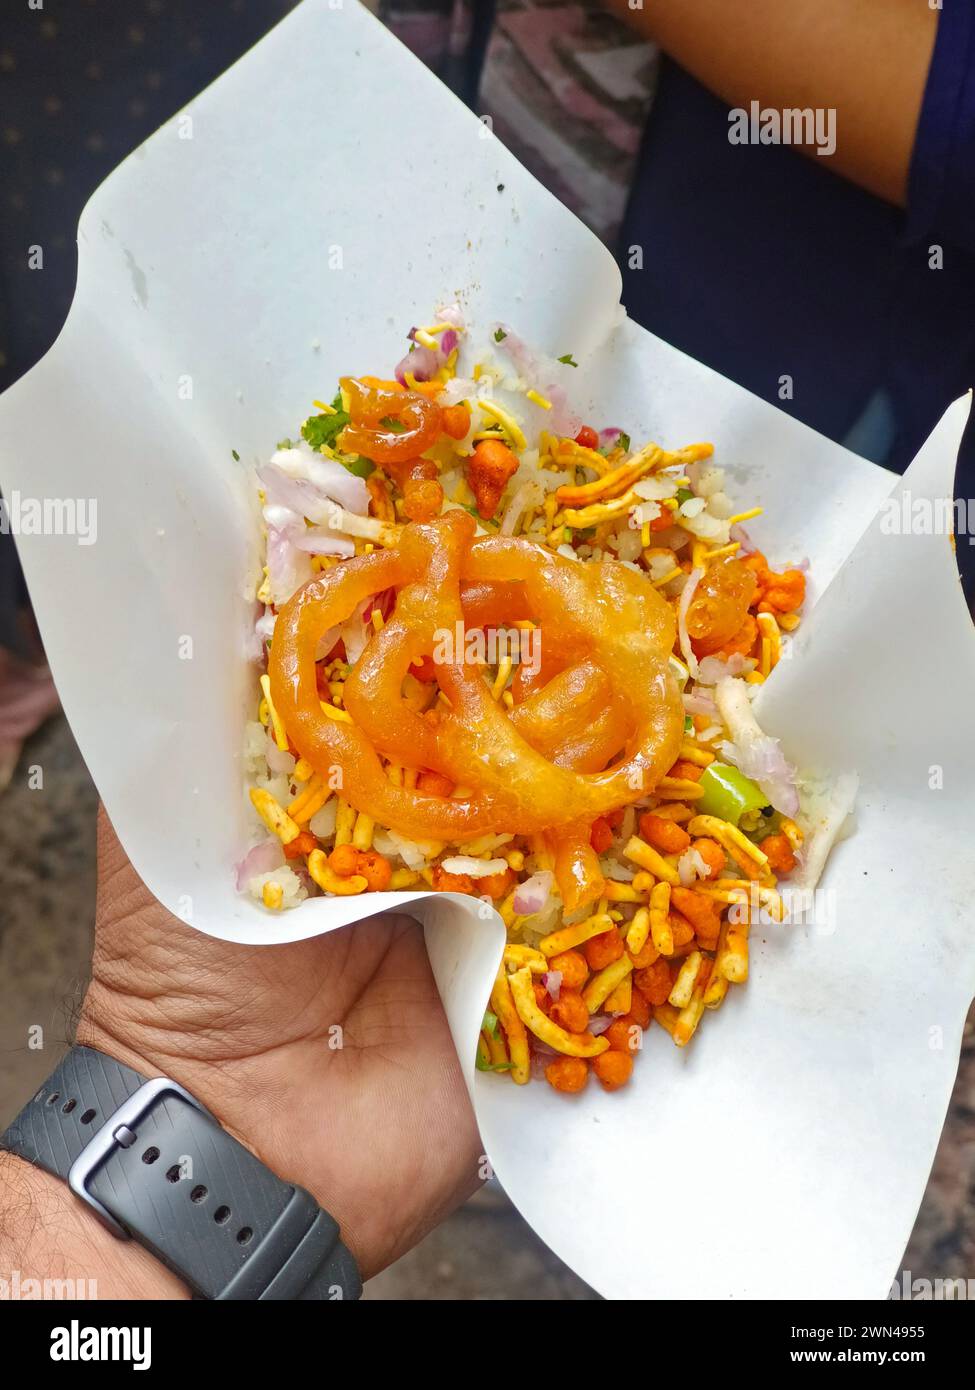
[0,1046,361,1301]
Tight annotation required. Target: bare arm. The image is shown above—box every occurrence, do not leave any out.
[605,0,938,206]
[0,1153,186,1300]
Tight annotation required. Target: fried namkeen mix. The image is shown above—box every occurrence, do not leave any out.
[242,306,830,1094]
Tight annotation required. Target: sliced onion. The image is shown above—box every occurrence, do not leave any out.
[267,448,370,515]
[696,652,754,686]
[440,328,459,356]
[545,383,582,437]
[512,869,553,915]
[395,344,440,386]
[265,518,314,606]
[715,676,799,815]
[677,566,704,679]
[500,480,544,536]
[598,427,622,450]
[436,302,465,330]
[291,531,355,557]
[265,732,296,776]
[683,690,718,717]
[235,838,285,891]
[588,1014,613,1035]
[541,970,562,1002]
[314,623,341,662]
[729,522,756,553]
[494,325,534,376]
[259,463,359,526]
[530,1049,554,1079]
[340,599,370,666]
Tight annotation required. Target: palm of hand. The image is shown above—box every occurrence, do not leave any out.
[80,812,482,1279]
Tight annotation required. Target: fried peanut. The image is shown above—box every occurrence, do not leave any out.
[548,949,589,990]
[758,832,797,874]
[544,1056,589,1094]
[635,958,672,1006]
[550,990,590,1034]
[584,928,625,972]
[593,1050,634,1091]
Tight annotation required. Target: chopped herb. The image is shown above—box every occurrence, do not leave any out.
[575,526,596,541]
[676,487,694,505]
[494,327,507,342]
[379,416,405,433]
[342,455,374,479]
[557,353,578,367]
[231,448,240,462]
[482,1010,500,1039]
[618,431,631,452]
[684,715,693,732]
[276,437,296,451]
[301,392,348,451]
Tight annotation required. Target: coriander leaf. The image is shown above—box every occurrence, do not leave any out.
[231,448,240,462]
[557,353,578,367]
[301,405,349,452]
[482,1010,500,1039]
[618,431,631,452]
[676,487,694,505]
[494,327,507,342]
[342,454,374,479]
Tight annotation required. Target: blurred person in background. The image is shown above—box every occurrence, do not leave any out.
[387,0,973,595]
[0,0,969,771]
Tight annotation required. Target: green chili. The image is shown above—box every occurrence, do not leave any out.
[697,761,768,826]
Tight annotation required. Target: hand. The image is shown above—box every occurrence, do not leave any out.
[75,807,483,1285]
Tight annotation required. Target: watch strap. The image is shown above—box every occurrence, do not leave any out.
[0,1046,361,1301]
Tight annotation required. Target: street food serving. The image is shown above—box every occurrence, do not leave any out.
[239,308,851,1093]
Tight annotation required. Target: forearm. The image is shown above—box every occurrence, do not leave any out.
[0,1151,188,1300]
[605,0,937,206]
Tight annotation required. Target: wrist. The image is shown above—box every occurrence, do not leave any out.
[75,987,373,1278]
[0,1151,188,1300]
[76,981,261,1154]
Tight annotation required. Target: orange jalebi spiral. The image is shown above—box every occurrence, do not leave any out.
[338,377,445,522]
[338,377,443,463]
[268,511,683,901]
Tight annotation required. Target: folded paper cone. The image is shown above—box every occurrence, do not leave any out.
[1,0,971,1299]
